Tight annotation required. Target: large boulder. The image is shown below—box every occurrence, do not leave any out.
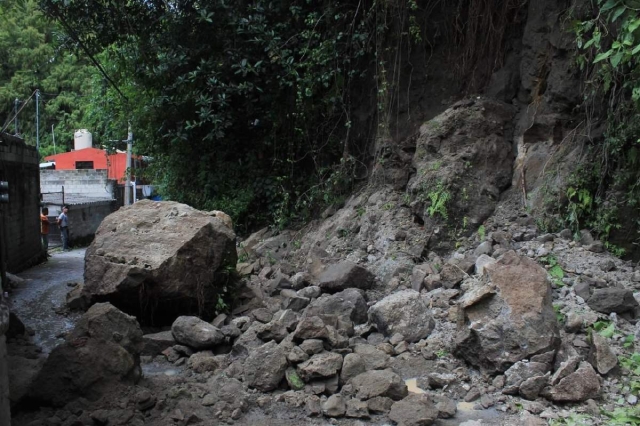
[83,200,236,324]
[28,303,143,405]
[407,98,516,251]
[316,261,375,293]
[368,290,435,343]
[454,251,560,373]
[304,288,368,325]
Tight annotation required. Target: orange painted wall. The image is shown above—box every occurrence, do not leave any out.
[45,149,136,182]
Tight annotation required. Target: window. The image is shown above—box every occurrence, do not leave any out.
[75,161,94,170]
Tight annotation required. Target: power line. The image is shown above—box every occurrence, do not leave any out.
[40,1,129,103]
[1,90,37,134]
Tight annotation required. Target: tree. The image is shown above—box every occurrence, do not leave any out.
[0,0,94,157]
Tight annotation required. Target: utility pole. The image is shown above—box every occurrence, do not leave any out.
[52,124,56,154]
[124,122,133,206]
[14,98,18,136]
[35,90,40,151]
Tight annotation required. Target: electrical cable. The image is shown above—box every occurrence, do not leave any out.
[0,90,37,134]
[40,1,129,103]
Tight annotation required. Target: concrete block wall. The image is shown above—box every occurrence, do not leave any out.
[0,134,44,272]
[68,201,116,242]
[41,169,114,199]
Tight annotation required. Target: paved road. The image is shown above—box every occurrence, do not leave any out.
[7,248,85,353]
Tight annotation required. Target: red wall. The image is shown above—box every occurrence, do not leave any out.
[45,149,135,182]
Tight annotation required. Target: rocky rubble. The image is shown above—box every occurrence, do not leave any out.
[11,102,640,425]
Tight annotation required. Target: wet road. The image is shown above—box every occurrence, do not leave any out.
[7,249,85,353]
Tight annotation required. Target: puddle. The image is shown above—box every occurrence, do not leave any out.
[457,401,476,411]
[405,378,426,394]
[142,361,182,377]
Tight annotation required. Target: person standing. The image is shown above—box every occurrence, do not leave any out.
[40,207,50,256]
[57,206,70,251]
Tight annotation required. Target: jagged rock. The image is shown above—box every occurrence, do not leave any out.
[299,339,324,355]
[368,290,435,343]
[83,200,236,324]
[256,320,288,343]
[474,242,493,257]
[304,288,368,325]
[29,303,143,405]
[351,370,408,401]
[341,353,366,384]
[187,351,219,373]
[550,356,580,386]
[280,289,310,312]
[408,98,516,250]
[547,361,601,402]
[66,283,89,311]
[287,346,310,363]
[475,254,496,276]
[316,261,375,293]
[7,356,44,407]
[454,251,560,373]
[411,266,428,292]
[322,394,346,417]
[346,398,369,418]
[6,312,25,338]
[201,375,247,419]
[389,394,439,426]
[297,352,343,381]
[432,394,457,418]
[293,316,330,341]
[503,361,549,394]
[251,308,273,323]
[367,396,394,413]
[298,286,321,299]
[519,374,549,400]
[244,341,288,392]
[591,333,618,375]
[587,288,640,316]
[142,331,176,356]
[171,316,224,349]
[306,395,322,416]
[353,343,390,370]
[439,263,465,289]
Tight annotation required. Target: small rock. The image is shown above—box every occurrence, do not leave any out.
[322,394,347,417]
[367,396,394,414]
[389,394,439,426]
[345,398,369,419]
[591,333,618,375]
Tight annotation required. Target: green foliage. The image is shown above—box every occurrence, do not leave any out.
[593,320,616,338]
[553,304,566,323]
[0,0,95,158]
[549,413,592,426]
[427,182,451,220]
[540,254,565,287]
[40,0,428,233]
[477,224,486,240]
[569,0,640,253]
[602,406,640,425]
[625,334,636,349]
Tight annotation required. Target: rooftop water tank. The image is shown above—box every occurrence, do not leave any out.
[74,129,92,150]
